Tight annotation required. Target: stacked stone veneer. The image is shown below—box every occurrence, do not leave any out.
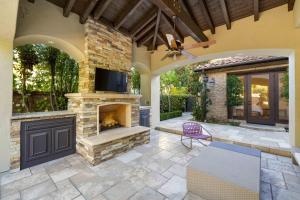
[206,72,228,121]
[77,130,150,165]
[66,94,140,138]
[79,18,132,93]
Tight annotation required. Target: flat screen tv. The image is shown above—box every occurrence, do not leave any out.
[95,68,128,92]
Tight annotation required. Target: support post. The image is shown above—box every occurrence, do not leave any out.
[151,75,160,127]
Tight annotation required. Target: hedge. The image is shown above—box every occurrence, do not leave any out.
[160,95,189,113]
[160,110,183,121]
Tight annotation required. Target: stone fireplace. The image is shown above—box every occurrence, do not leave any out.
[97,103,131,133]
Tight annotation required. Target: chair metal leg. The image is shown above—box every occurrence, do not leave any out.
[181,135,192,149]
[190,138,192,148]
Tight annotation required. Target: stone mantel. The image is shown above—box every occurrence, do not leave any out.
[65,93,142,99]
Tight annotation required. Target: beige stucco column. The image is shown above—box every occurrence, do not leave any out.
[140,73,151,106]
[151,75,160,127]
[0,0,19,172]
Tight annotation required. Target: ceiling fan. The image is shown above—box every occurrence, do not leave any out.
[151,16,216,61]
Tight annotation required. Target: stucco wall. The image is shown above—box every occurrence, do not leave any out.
[15,0,85,61]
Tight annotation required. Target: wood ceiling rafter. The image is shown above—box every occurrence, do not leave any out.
[114,0,144,30]
[288,0,295,11]
[150,0,208,42]
[161,13,184,42]
[134,20,157,41]
[130,8,158,37]
[80,0,99,24]
[219,0,231,29]
[253,0,259,21]
[152,8,162,50]
[137,31,154,47]
[93,0,113,20]
[198,0,215,34]
[63,0,76,17]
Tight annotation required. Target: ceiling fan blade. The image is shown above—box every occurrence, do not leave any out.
[181,50,197,60]
[184,40,216,50]
[161,53,170,61]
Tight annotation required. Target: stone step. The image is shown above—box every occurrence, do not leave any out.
[239,123,287,132]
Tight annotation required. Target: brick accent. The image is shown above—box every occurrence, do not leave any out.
[79,18,132,93]
[207,72,228,121]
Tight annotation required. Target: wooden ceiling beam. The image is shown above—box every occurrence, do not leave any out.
[63,0,76,17]
[161,13,184,42]
[198,0,215,34]
[288,0,295,11]
[114,0,144,30]
[152,9,162,50]
[150,0,208,42]
[28,0,35,3]
[158,31,170,49]
[93,0,113,20]
[80,0,99,24]
[130,8,157,37]
[253,0,259,21]
[219,0,231,29]
[134,20,156,41]
[137,31,154,47]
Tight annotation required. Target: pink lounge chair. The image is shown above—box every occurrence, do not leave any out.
[181,122,212,148]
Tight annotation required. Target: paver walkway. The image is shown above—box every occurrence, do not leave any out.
[1,130,299,200]
[157,113,290,150]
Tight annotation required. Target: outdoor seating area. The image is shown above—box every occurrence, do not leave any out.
[1,0,300,199]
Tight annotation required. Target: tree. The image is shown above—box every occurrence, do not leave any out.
[131,67,140,94]
[227,75,244,118]
[160,70,179,111]
[14,45,39,112]
[281,71,289,100]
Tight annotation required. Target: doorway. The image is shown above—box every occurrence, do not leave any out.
[246,72,275,125]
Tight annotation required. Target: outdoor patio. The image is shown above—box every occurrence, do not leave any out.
[0,129,299,200]
[157,113,290,154]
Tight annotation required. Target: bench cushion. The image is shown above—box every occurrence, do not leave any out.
[210,141,261,158]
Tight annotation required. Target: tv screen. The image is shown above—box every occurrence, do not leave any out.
[95,68,128,92]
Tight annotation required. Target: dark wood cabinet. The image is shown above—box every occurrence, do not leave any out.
[21,117,76,169]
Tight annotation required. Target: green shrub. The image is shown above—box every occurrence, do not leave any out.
[160,95,189,113]
[160,110,182,121]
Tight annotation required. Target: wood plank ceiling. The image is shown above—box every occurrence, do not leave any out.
[32,0,294,50]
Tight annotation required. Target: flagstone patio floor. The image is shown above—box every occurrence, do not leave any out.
[1,130,299,200]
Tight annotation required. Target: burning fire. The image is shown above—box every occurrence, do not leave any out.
[101,112,119,127]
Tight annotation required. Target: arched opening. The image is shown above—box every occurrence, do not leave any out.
[151,49,295,147]
[13,43,80,113]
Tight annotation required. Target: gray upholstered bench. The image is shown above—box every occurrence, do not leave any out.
[187,142,261,200]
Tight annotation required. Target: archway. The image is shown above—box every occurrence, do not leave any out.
[150,49,295,146]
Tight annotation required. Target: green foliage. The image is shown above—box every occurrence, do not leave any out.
[226,75,244,107]
[131,67,140,94]
[35,98,51,112]
[160,110,182,121]
[160,95,188,113]
[281,71,289,100]
[169,87,188,95]
[192,75,211,122]
[13,44,79,113]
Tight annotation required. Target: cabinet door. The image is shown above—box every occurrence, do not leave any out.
[24,129,52,162]
[52,126,74,154]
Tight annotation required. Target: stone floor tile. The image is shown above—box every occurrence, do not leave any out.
[261,168,286,188]
[158,175,187,200]
[284,173,300,193]
[73,196,86,200]
[50,167,79,183]
[272,185,300,200]
[260,181,272,200]
[129,187,165,200]
[161,170,174,179]
[165,164,186,178]
[142,171,168,189]
[261,158,268,169]
[152,150,174,160]
[1,171,50,197]
[184,192,206,200]
[146,159,174,174]
[45,158,71,174]
[267,159,296,174]
[0,192,20,200]
[103,177,145,200]
[116,150,142,163]
[261,152,278,160]
[20,180,56,200]
[0,169,31,185]
[90,194,107,200]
